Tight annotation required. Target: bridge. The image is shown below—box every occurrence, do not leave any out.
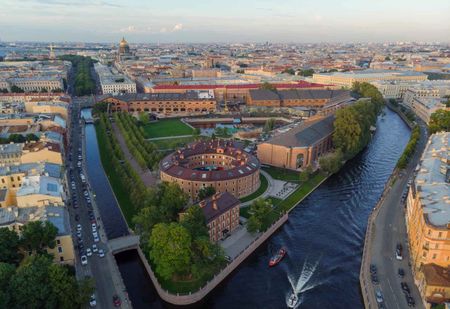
[108,235,140,254]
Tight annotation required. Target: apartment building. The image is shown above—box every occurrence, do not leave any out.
[406,97,449,124]
[95,63,137,94]
[406,132,450,307]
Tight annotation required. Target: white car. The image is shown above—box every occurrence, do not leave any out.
[76,224,82,231]
[81,255,88,265]
[92,244,98,253]
[86,248,92,257]
[98,249,105,258]
[93,235,100,243]
[91,223,97,231]
[76,230,82,238]
[89,294,97,307]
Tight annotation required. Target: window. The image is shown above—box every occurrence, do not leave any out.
[58,247,63,253]
[432,254,437,259]
[60,256,64,262]
[56,239,61,245]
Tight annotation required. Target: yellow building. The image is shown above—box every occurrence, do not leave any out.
[21,142,63,165]
[0,206,75,265]
[406,132,450,307]
[15,175,63,208]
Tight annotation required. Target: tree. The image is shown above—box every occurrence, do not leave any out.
[259,82,276,91]
[0,263,15,308]
[10,85,24,93]
[0,228,21,264]
[263,118,276,133]
[198,186,216,201]
[149,223,192,280]
[333,107,363,158]
[138,112,150,125]
[319,150,343,175]
[299,165,313,182]
[180,205,209,239]
[247,198,272,233]
[157,182,189,222]
[429,109,450,133]
[193,128,201,138]
[247,215,262,234]
[20,221,58,254]
[283,68,295,75]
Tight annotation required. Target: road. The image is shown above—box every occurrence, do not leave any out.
[368,119,428,309]
[67,98,130,309]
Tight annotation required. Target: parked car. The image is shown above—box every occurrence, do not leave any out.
[396,243,403,260]
[76,224,82,231]
[75,214,80,221]
[371,274,379,285]
[89,294,97,307]
[92,244,98,253]
[406,295,415,307]
[375,290,383,303]
[86,248,92,257]
[113,295,121,307]
[81,255,88,265]
[370,264,377,274]
[401,282,410,294]
[98,249,105,258]
[398,268,405,278]
[93,235,100,243]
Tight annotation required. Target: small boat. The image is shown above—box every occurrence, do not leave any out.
[287,291,298,308]
[269,247,286,267]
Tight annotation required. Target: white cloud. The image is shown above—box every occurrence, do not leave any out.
[160,27,167,33]
[119,25,137,33]
[172,23,183,32]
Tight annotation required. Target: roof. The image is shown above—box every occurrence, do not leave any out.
[16,175,61,197]
[249,89,349,102]
[264,115,335,148]
[200,192,240,223]
[152,80,328,91]
[160,140,260,181]
[416,132,450,227]
[101,91,214,102]
[421,263,450,287]
[0,188,7,202]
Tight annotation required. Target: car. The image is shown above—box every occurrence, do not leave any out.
[401,282,410,294]
[98,249,105,258]
[89,294,97,307]
[76,224,82,231]
[93,235,100,243]
[81,255,88,265]
[398,268,405,278]
[92,244,98,253]
[78,243,84,250]
[396,243,403,260]
[113,295,121,307]
[406,295,415,307]
[76,230,82,238]
[371,274,379,285]
[75,214,80,221]
[83,191,89,197]
[370,264,377,274]
[86,248,92,257]
[92,223,97,230]
[375,290,383,303]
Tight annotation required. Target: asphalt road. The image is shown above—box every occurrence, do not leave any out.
[67,100,125,309]
[369,119,428,309]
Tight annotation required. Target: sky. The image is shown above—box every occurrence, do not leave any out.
[0,0,449,43]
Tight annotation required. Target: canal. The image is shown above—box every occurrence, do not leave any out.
[84,107,410,308]
[81,109,129,239]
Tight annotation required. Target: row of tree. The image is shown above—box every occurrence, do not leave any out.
[0,133,39,145]
[114,112,161,170]
[0,222,93,308]
[397,126,420,169]
[246,198,273,233]
[97,113,153,211]
[133,183,225,283]
[60,55,96,96]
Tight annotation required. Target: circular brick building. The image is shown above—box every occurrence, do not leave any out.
[160,140,260,200]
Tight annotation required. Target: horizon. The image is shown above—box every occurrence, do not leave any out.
[1,0,449,43]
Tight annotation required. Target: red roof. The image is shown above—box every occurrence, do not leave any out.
[153,81,328,91]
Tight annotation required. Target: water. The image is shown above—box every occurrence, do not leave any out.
[88,108,410,308]
[81,108,129,239]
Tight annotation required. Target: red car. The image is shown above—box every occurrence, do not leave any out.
[113,294,121,307]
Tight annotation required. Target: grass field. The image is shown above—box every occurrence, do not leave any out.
[143,119,194,138]
[239,173,268,203]
[151,136,199,150]
[240,197,282,218]
[262,166,300,182]
[95,124,136,226]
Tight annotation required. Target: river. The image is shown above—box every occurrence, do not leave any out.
[84,107,410,308]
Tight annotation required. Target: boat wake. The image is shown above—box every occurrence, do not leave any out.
[286,257,321,308]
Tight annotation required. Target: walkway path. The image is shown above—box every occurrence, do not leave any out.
[146,134,193,141]
[112,123,157,187]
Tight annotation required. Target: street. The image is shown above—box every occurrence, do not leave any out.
[67,98,130,309]
[368,119,428,309]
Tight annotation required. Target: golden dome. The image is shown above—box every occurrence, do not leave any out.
[119,37,129,47]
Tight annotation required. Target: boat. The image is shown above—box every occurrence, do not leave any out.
[287,291,298,308]
[269,247,286,267]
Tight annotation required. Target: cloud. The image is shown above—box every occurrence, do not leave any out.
[25,0,122,8]
[172,23,183,32]
[119,25,137,33]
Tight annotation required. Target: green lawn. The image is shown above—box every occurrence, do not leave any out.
[151,136,200,150]
[240,197,282,218]
[278,173,327,212]
[143,119,194,138]
[95,124,135,226]
[239,173,268,203]
[262,166,301,182]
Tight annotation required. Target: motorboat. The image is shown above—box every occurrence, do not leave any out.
[287,291,298,308]
[269,247,286,267]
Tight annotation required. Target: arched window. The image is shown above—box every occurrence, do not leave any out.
[296,153,304,169]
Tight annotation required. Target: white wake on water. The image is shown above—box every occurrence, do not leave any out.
[286,257,321,308]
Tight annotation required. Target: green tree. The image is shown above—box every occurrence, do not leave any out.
[247,215,262,233]
[10,85,24,93]
[180,205,209,239]
[299,165,313,182]
[429,109,450,133]
[247,198,272,233]
[283,68,295,75]
[138,112,150,125]
[20,221,58,254]
[333,107,362,158]
[0,228,21,264]
[319,149,344,175]
[0,262,15,307]
[149,223,192,280]
[263,118,276,133]
[198,186,216,201]
[259,82,276,91]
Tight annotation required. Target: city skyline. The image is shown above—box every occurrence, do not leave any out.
[1,0,450,43]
